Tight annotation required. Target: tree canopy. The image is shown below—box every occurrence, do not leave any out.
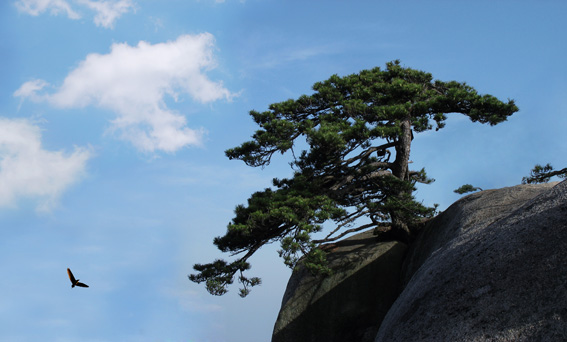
[190,60,518,297]
[454,184,483,195]
[522,163,567,184]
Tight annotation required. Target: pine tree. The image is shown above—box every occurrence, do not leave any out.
[454,184,483,195]
[190,60,518,297]
[522,164,567,184]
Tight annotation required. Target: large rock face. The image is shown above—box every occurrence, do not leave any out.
[272,181,567,342]
[272,229,407,342]
[376,181,567,341]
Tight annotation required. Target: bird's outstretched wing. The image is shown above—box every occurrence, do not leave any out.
[67,268,77,284]
[67,268,89,288]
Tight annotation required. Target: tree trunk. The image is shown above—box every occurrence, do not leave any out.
[390,119,413,240]
[392,119,412,181]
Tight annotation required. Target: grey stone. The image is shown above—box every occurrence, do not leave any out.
[376,181,567,341]
[402,182,557,287]
[272,229,407,342]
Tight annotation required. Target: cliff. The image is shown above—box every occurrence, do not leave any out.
[272,181,567,341]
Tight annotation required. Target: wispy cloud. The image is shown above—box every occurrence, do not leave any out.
[14,0,135,28]
[13,79,50,103]
[162,286,223,313]
[255,45,339,69]
[15,34,235,153]
[0,118,92,211]
[76,0,135,28]
[14,0,81,19]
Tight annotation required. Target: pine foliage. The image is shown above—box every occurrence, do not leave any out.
[190,60,518,296]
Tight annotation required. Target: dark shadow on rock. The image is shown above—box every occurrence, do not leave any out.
[273,230,407,342]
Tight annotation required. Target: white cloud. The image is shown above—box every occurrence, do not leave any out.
[0,118,92,211]
[15,33,234,153]
[14,0,81,19]
[14,0,135,28]
[13,79,49,103]
[76,0,135,28]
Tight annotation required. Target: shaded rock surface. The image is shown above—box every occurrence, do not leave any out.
[376,181,567,341]
[272,229,407,342]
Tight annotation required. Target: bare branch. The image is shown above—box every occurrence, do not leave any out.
[313,222,382,244]
[329,169,391,192]
[342,142,397,166]
[318,209,371,241]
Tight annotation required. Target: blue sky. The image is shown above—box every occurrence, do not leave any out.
[1,1,566,341]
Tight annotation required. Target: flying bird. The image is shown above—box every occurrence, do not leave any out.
[67,268,89,288]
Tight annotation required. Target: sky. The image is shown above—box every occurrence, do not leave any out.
[1,1,566,341]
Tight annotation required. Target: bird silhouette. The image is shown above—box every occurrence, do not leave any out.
[67,268,89,288]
